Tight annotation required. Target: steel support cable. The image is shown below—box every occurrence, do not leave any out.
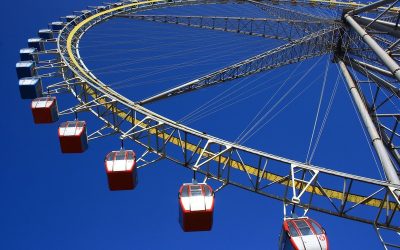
[179,67,296,123]
[81,34,228,61]
[84,37,237,72]
[308,72,340,164]
[240,63,326,144]
[180,70,292,124]
[234,61,305,142]
[87,36,260,73]
[104,40,278,89]
[306,57,329,164]
[181,71,312,125]
[236,57,323,144]
[89,38,272,75]
[80,25,242,55]
[60,1,400,228]
[183,79,294,125]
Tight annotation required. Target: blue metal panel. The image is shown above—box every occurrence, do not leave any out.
[16,61,36,79]
[19,77,43,99]
[50,22,65,31]
[19,48,38,62]
[65,15,77,22]
[27,38,44,51]
[38,29,53,39]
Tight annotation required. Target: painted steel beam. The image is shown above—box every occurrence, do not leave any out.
[139,27,340,104]
[345,14,400,82]
[119,14,336,41]
[338,59,400,189]
[249,0,332,22]
[353,15,400,38]
[50,0,400,231]
[347,0,398,15]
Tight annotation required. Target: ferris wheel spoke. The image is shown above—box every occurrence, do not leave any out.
[248,0,333,22]
[119,14,332,41]
[138,26,340,105]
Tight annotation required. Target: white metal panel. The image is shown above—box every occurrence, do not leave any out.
[106,161,114,172]
[204,196,213,210]
[180,197,190,211]
[292,238,305,250]
[126,159,134,171]
[189,196,206,211]
[302,235,322,250]
[112,160,126,171]
[317,235,328,250]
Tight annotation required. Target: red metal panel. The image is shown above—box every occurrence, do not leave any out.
[31,99,57,123]
[179,207,213,232]
[107,170,137,191]
[58,122,88,153]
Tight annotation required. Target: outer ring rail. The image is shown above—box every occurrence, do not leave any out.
[56,0,400,230]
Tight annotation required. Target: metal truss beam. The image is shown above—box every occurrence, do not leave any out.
[345,57,400,97]
[249,0,331,22]
[345,14,400,82]
[139,27,340,104]
[65,77,400,231]
[119,14,336,41]
[348,0,398,16]
[52,0,400,232]
[338,59,400,189]
[353,16,400,38]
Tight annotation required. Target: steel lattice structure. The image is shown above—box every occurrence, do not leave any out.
[17,0,400,248]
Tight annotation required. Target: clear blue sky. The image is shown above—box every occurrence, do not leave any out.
[1,0,396,249]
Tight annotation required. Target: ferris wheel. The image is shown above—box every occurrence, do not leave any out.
[16,0,400,249]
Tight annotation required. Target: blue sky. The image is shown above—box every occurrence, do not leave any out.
[1,0,397,249]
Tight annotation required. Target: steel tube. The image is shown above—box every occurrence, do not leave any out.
[345,14,400,82]
[348,0,397,15]
[338,59,400,187]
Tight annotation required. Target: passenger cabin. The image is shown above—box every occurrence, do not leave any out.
[279,217,328,250]
[58,121,88,153]
[20,48,38,62]
[50,21,65,31]
[105,150,137,191]
[31,97,59,124]
[28,38,44,51]
[19,77,42,99]
[65,15,77,23]
[178,183,214,232]
[38,29,53,40]
[16,61,36,79]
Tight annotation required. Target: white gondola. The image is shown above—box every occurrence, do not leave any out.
[31,97,59,124]
[58,121,88,153]
[279,216,328,250]
[104,150,137,191]
[178,183,214,232]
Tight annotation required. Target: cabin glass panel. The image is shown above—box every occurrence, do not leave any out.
[288,222,299,237]
[181,186,189,197]
[310,220,323,234]
[190,185,202,196]
[294,220,313,236]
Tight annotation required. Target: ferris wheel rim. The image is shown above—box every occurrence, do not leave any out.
[48,0,400,232]
[58,0,398,187]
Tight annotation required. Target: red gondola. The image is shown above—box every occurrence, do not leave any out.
[58,121,88,153]
[31,97,59,124]
[178,183,214,232]
[279,217,328,250]
[105,150,137,191]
